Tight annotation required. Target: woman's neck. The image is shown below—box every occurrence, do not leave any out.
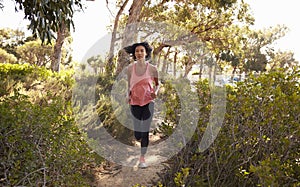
[136,59,146,64]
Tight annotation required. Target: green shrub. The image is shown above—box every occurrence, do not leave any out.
[0,63,97,186]
[158,69,300,187]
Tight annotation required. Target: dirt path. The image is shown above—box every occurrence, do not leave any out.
[92,162,166,187]
[91,133,169,187]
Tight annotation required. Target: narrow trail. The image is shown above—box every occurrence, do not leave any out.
[91,133,170,187]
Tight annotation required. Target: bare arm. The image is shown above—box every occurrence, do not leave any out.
[127,65,133,102]
[150,65,160,96]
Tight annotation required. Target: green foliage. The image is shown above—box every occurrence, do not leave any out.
[267,51,299,71]
[16,40,54,67]
[13,0,83,43]
[158,79,181,125]
[174,167,191,187]
[0,63,98,186]
[95,74,134,144]
[157,69,300,186]
[0,28,29,58]
[75,72,134,146]
[139,0,293,76]
[0,48,17,64]
[155,77,200,139]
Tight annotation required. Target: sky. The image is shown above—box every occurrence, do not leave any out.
[0,0,299,62]
[246,0,300,61]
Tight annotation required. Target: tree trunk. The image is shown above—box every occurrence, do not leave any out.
[213,62,217,84]
[106,0,130,75]
[183,57,194,78]
[199,60,204,79]
[51,21,67,72]
[115,0,147,76]
[231,66,237,81]
[157,53,162,70]
[161,46,171,75]
[153,43,170,69]
[208,65,212,86]
[153,43,170,57]
[173,51,178,77]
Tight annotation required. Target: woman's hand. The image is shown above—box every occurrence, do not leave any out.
[126,92,131,103]
[126,96,130,103]
[151,84,159,99]
[151,92,156,99]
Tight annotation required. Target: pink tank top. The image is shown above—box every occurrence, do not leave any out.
[129,62,155,106]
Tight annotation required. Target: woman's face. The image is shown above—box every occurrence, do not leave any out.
[134,45,147,61]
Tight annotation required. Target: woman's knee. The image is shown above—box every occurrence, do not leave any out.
[141,132,149,139]
[134,131,142,140]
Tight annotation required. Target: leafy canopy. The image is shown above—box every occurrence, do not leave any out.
[14,0,83,43]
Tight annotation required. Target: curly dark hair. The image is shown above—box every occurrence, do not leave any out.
[123,42,153,60]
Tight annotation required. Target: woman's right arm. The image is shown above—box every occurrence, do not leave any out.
[126,65,132,102]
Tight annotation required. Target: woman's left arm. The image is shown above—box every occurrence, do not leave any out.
[151,65,160,96]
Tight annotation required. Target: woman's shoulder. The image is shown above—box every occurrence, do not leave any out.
[127,63,135,71]
[148,63,158,72]
[147,61,157,68]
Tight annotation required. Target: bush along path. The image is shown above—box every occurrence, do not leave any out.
[0,64,96,186]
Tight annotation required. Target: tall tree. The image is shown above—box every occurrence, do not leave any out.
[241,25,289,73]
[13,0,82,43]
[115,0,147,76]
[11,0,83,71]
[106,0,130,75]
[50,21,67,72]
[105,0,291,78]
[107,0,250,76]
[138,0,254,76]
